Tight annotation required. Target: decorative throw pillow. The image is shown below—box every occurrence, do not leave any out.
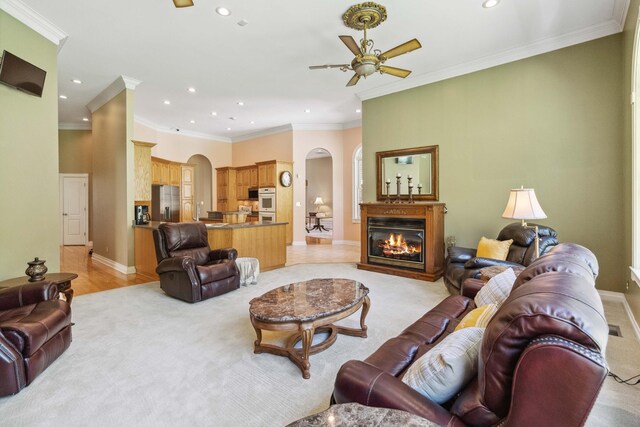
[476,237,513,260]
[475,268,517,307]
[401,327,484,404]
[455,304,498,331]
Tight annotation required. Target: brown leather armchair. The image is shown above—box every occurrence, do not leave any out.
[0,281,72,396]
[153,222,240,303]
[333,243,608,426]
[444,222,558,294]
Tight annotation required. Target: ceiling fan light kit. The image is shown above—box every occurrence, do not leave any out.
[310,2,422,87]
[172,0,194,8]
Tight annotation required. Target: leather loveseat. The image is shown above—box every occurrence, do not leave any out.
[333,243,608,426]
[444,222,558,294]
[153,222,240,303]
[0,281,72,396]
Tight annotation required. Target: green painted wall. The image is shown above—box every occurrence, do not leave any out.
[363,35,625,291]
[0,11,60,279]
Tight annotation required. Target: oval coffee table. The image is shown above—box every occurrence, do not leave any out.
[249,278,370,379]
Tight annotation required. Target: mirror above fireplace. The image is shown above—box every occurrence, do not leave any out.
[376,145,439,202]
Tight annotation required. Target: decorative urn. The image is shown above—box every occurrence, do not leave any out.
[25,257,47,282]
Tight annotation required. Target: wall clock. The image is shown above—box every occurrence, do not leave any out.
[280,171,292,187]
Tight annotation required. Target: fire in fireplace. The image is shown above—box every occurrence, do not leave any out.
[368,218,425,271]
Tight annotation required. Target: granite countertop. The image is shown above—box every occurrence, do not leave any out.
[133,220,287,229]
[286,403,439,427]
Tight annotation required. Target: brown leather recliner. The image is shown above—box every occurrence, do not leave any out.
[0,281,72,396]
[153,222,240,303]
[333,243,608,426]
[444,222,559,294]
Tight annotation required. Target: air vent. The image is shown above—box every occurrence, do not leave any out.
[608,324,622,337]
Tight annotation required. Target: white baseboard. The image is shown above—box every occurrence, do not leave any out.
[292,240,307,246]
[332,240,360,246]
[598,289,640,340]
[92,253,136,274]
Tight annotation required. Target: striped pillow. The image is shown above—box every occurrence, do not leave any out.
[475,267,516,307]
[455,304,498,331]
[401,327,484,404]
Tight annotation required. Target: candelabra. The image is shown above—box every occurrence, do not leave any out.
[395,176,402,203]
[385,181,391,203]
[418,184,422,195]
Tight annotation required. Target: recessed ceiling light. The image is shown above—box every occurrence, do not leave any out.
[82,117,89,122]
[356,109,361,113]
[211,111,217,116]
[216,7,231,16]
[250,120,255,124]
[227,127,232,131]
[72,79,82,84]
[164,100,171,105]
[304,109,311,113]
[482,0,500,8]
[59,95,67,99]
[237,101,244,106]
[188,87,196,93]
[237,19,249,27]
[190,120,196,124]
[229,116,236,121]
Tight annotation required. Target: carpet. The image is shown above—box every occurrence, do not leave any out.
[0,263,638,426]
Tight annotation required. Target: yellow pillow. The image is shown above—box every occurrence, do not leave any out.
[476,237,513,260]
[455,304,498,331]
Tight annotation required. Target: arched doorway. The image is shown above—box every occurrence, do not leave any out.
[187,154,213,219]
[305,148,333,243]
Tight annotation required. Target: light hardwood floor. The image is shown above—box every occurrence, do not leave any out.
[61,243,360,297]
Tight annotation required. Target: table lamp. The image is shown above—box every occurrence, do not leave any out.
[501,186,547,258]
[314,197,325,217]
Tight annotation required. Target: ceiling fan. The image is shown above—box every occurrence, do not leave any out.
[173,0,194,8]
[309,2,421,87]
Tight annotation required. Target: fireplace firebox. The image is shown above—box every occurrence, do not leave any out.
[368,218,425,271]
[358,203,445,281]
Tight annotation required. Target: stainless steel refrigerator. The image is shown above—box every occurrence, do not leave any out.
[152,185,180,222]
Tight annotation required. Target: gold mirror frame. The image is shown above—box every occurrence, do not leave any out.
[376,145,439,202]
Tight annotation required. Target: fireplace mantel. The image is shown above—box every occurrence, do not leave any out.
[358,202,445,281]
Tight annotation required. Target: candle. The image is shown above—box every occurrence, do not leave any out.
[396,173,401,178]
[385,178,391,184]
[418,183,422,188]
[408,174,412,179]
[409,184,413,188]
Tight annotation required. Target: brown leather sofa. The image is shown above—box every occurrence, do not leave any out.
[333,243,608,426]
[153,222,240,303]
[0,281,72,396]
[443,222,558,294]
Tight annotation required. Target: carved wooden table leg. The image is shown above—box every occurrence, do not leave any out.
[300,323,315,379]
[359,295,370,336]
[250,315,263,352]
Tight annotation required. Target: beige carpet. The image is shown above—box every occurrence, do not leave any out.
[0,263,638,426]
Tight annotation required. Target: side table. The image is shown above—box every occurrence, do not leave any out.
[0,272,78,304]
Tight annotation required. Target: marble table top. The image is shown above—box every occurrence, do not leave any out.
[286,403,439,427]
[249,278,369,323]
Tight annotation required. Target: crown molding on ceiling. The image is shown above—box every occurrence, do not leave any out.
[230,124,293,143]
[231,122,363,143]
[59,122,91,131]
[343,119,362,129]
[357,10,627,101]
[134,115,232,143]
[87,75,141,113]
[0,0,68,49]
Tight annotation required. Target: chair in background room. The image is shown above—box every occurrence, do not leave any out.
[0,281,72,396]
[153,222,240,303]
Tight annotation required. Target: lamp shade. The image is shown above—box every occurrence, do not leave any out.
[313,197,324,206]
[501,187,547,220]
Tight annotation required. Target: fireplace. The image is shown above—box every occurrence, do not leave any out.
[358,203,445,281]
[368,217,425,271]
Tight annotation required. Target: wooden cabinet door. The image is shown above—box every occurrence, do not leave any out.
[236,169,245,198]
[181,199,194,222]
[161,163,170,185]
[170,163,181,186]
[181,165,195,221]
[152,160,162,185]
[217,170,228,199]
[250,167,258,188]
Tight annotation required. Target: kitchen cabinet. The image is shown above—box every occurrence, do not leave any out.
[133,140,156,203]
[152,159,162,185]
[216,167,237,212]
[180,165,195,222]
[235,166,256,200]
[170,163,181,186]
[257,161,276,188]
[250,167,258,188]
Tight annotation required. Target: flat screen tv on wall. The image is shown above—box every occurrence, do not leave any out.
[0,50,47,97]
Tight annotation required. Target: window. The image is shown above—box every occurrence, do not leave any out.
[353,145,363,221]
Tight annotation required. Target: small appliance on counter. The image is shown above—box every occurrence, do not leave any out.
[135,205,150,225]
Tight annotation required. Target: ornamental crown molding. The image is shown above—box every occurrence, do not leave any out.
[0,0,68,49]
[87,75,142,113]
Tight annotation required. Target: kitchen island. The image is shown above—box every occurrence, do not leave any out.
[134,221,287,278]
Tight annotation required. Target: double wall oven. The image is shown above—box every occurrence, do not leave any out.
[258,187,276,222]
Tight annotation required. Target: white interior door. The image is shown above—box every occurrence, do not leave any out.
[62,176,87,245]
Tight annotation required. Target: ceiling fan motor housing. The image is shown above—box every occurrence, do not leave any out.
[352,54,380,77]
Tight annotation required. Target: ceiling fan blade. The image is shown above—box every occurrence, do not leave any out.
[339,36,362,56]
[379,39,422,61]
[379,66,412,78]
[309,64,350,70]
[346,74,360,87]
[173,0,194,7]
